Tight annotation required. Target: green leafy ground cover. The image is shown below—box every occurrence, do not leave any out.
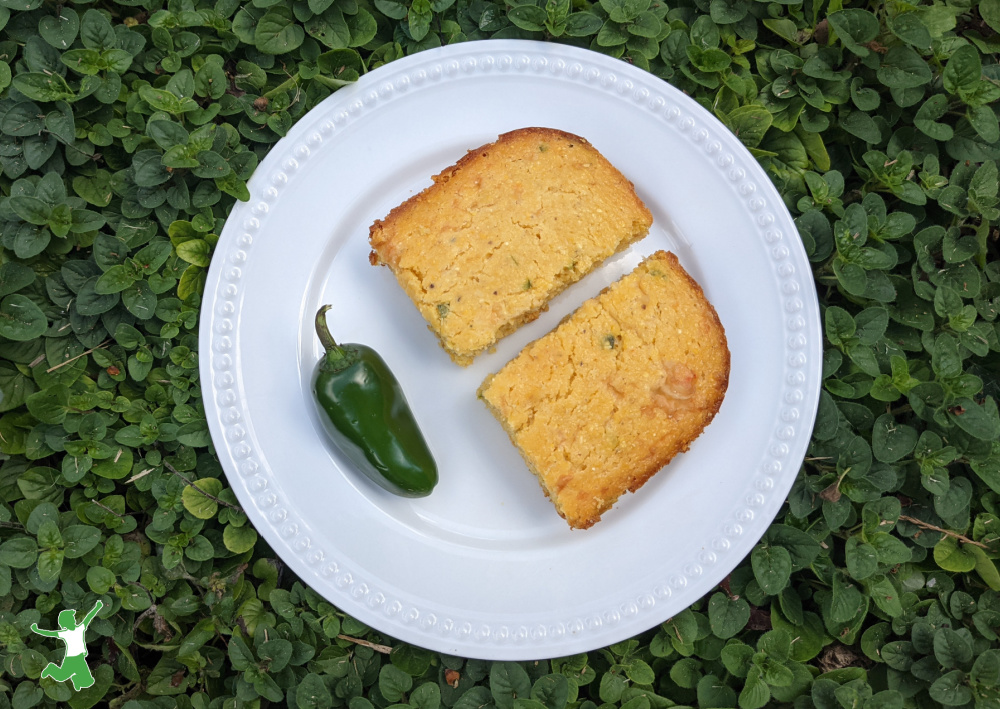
[0,0,999,706]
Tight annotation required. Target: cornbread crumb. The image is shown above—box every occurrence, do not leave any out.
[368,127,653,365]
[478,251,730,529]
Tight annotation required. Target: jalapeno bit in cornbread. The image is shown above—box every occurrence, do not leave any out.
[368,128,653,366]
[478,251,730,530]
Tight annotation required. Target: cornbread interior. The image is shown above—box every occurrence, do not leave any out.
[368,127,653,366]
[478,251,730,529]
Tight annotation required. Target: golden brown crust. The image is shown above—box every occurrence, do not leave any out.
[478,251,730,529]
[368,127,653,366]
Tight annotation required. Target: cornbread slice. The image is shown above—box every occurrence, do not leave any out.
[478,251,730,529]
[368,128,653,365]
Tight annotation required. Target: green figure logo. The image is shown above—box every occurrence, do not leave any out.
[29,601,103,691]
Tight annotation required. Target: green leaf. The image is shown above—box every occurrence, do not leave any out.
[86,566,116,594]
[95,265,139,294]
[514,699,548,709]
[373,0,407,19]
[708,592,750,639]
[840,110,881,143]
[949,397,1000,440]
[599,672,627,703]
[854,306,887,344]
[191,151,231,179]
[80,9,116,50]
[929,670,972,706]
[850,78,880,111]
[971,160,999,198]
[147,120,190,150]
[411,682,442,709]
[739,667,769,709]
[982,0,1000,33]
[0,263,36,298]
[408,0,433,41]
[0,361,36,413]
[773,609,828,662]
[624,659,654,685]
[346,9,377,46]
[565,11,603,36]
[228,635,255,671]
[122,281,157,319]
[62,48,102,76]
[697,675,737,709]
[751,545,792,594]
[316,48,364,76]
[0,296,48,342]
[531,674,569,709]
[827,9,879,56]
[37,547,64,581]
[765,525,822,570]
[871,414,917,463]
[309,0,335,12]
[223,523,258,553]
[73,171,114,207]
[121,583,153,611]
[866,575,903,618]
[935,628,974,668]
[9,196,52,225]
[133,150,171,187]
[177,239,212,268]
[62,525,101,558]
[669,657,701,689]
[92,447,133,479]
[297,673,334,709]
[825,306,856,347]
[942,45,982,95]
[38,8,80,49]
[12,72,75,102]
[139,86,196,115]
[830,573,865,623]
[260,638,293,672]
[934,536,977,572]
[721,641,754,677]
[710,0,748,23]
[972,448,1000,494]
[725,105,772,148]
[914,95,954,141]
[845,537,878,580]
[182,478,224,519]
[760,659,793,687]
[877,46,933,88]
[306,6,352,47]
[0,537,38,568]
[455,686,493,709]
[216,172,251,202]
[869,532,910,565]
[601,0,647,23]
[133,239,173,272]
[380,664,413,702]
[2,101,45,135]
[103,49,133,74]
[888,11,931,50]
[491,662,532,709]
[967,105,999,143]
[508,5,547,31]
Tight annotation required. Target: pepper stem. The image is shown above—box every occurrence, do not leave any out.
[315,305,347,362]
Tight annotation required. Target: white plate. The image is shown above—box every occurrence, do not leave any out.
[201,40,822,660]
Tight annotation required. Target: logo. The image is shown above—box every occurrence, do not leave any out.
[29,600,104,692]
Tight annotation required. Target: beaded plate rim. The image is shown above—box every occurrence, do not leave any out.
[201,39,822,660]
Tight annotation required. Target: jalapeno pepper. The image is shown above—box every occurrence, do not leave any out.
[312,305,438,497]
